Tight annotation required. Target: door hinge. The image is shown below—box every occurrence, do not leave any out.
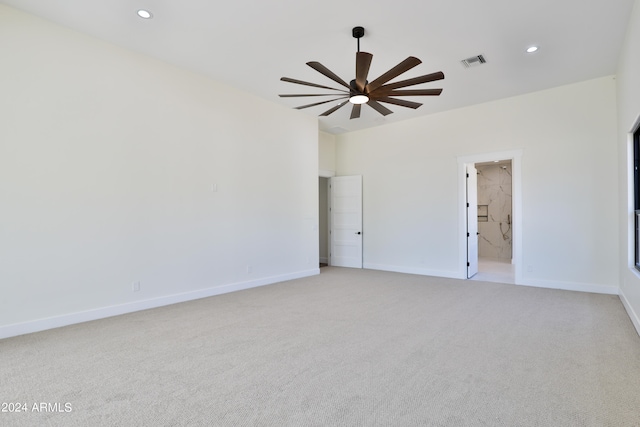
[467,262,470,267]
[467,202,469,208]
[466,173,469,178]
[467,232,470,237]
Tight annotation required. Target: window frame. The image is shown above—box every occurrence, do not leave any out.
[634,127,640,271]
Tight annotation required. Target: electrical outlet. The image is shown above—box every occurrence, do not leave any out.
[246,265,252,274]
[211,183,218,192]
[526,265,534,273]
[132,281,140,292]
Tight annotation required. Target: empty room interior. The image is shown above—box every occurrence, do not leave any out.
[2,0,640,425]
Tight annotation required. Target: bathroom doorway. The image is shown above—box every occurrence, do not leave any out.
[458,149,522,285]
[470,160,515,284]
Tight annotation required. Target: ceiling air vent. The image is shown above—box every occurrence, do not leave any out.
[461,54,486,68]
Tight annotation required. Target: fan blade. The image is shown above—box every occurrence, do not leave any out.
[374,71,444,92]
[366,56,422,93]
[383,89,443,96]
[350,104,362,119]
[280,94,347,97]
[307,62,351,89]
[375,97,422,109]
[320,101,349,116]
[367,100,393,116]
[295,96,349,110]
[280,77,348,92]
[355,52,373,92]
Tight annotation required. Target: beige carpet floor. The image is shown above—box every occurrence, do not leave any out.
[1,267,639,426]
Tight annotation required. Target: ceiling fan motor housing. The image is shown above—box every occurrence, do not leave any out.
[349,79,367,96]
[352,26,365,39]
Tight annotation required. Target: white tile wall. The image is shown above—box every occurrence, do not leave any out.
[477,163,512,259]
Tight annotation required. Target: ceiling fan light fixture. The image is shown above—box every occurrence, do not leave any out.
[349,94,369,104]
[137,9,153,19]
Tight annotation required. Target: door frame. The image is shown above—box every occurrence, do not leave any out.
[457,149,523,284]
[466,164,479,278]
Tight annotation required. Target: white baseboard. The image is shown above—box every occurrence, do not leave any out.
[363,262,463,279]
[366,262,618,295]
[517,278,619,295]
[0,268,319,340]
[619,288,640,337]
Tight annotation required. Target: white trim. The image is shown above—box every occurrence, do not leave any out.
[620,287,640,337]
[626,116,640,269]
[319,169,335,178]
[627,130,636,268]
[456,149,524,167]
[0,269,319,340]
[518,278,618,295]
[628,112,640,134]
[622,117,640,338]
[365,262,617,296]
[457,149,524,284]
[363,262,462,279]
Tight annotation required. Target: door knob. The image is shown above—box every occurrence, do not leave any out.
[356,231,362,235]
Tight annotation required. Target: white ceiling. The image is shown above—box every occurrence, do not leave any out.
[1,0,635,134]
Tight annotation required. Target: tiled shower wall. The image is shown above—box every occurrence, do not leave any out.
[477,163,512,260]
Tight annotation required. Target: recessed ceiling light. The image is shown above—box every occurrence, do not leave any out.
[137,9,153,19]
[526,46,539,53]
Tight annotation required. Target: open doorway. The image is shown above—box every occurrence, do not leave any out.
[458,149,522,285]
[470,160,515,284]
[319,177,330,268]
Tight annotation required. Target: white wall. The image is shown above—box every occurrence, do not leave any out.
[0,6,319,337]
[319,131,336,175]
[617,0,640,334]
[336,76,618,293]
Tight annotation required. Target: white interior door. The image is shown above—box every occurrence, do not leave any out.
[467,165,479,278]
[330,175,362,268]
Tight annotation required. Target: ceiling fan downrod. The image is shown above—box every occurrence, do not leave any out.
[352,26,365,53]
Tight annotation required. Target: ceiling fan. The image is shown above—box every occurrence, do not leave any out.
[280,26,444,120]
